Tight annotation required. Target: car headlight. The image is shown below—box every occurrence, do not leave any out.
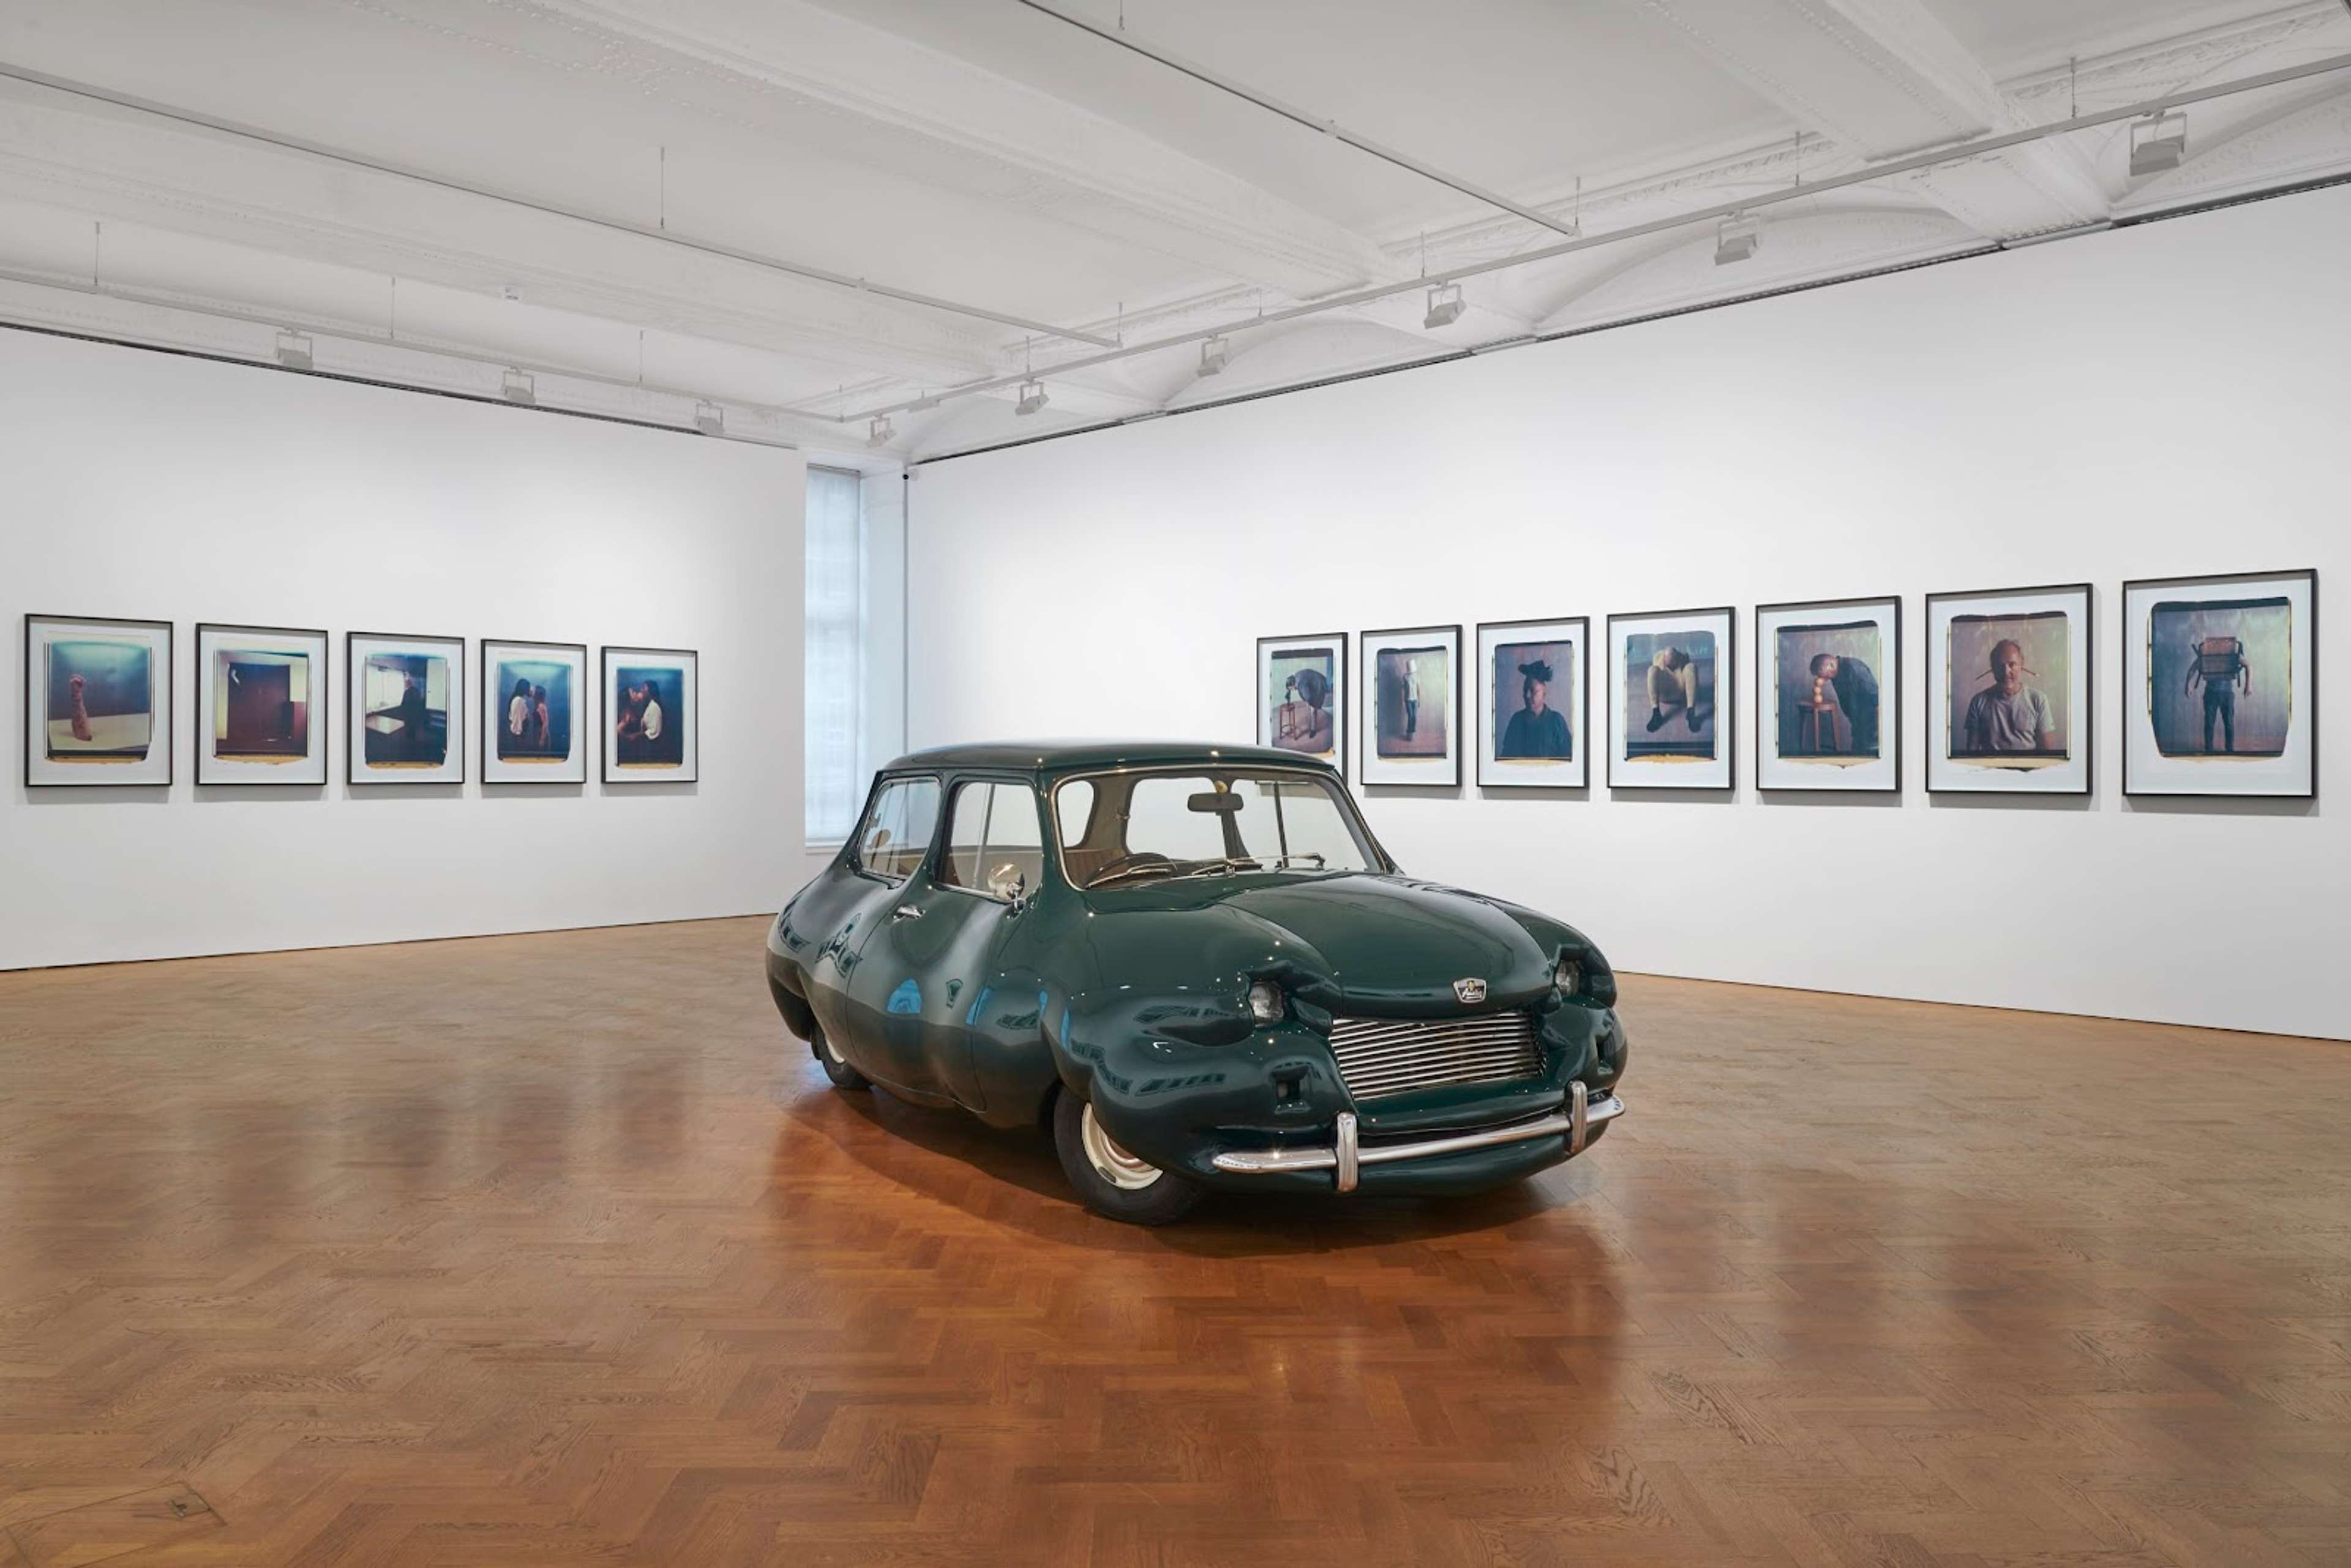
[1554,956,1581,996]
[1247,980,1285,1023]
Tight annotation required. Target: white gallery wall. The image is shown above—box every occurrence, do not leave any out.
[906,183,2351,1041]
[1,328,806,969]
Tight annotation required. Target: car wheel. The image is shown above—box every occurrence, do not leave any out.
[813,1024,870,1092]
[1052,1090,1202,1225]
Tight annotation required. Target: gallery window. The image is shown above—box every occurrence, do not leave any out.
[804,465,868,843]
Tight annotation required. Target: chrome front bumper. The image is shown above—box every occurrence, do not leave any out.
[1210,1081,1624,1193]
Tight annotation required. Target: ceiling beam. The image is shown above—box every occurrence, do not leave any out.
[1012,0,1583,239]
[0,59,1122,348]
[843,47,2351,422]
[1634,0,2110,239]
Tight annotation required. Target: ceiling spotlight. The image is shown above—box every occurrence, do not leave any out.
[1422,283,1465,330]
[2129,110,2188,176]
[694,400,724,437]
[1715,213,1760,265]
[1198,335,1229,375]
[1015,378,1048,416]
[910,393,941,411]
[867,414,894,447]
[274,329,313,370]
[501,368,535,405]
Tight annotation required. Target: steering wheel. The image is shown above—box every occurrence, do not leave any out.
[1087,851,1172,883]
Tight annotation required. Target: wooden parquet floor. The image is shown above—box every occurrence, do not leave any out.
[1,918,2347,1566]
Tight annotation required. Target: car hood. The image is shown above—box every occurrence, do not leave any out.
[1079,871,1556,1017]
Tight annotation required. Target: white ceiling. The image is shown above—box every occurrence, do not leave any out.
[1,0,2346,462]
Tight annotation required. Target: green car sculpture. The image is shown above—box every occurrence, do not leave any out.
[765,741,1628,1225]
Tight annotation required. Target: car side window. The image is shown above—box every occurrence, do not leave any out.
[939,781,1045,901]
[853,776,940,882]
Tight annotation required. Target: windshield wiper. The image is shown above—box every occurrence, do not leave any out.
[1174,856,1267,880]
[1086,861,1181,890]
[1273,852,1326,870]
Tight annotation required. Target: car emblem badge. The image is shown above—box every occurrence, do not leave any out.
[1453,977,1487,1005]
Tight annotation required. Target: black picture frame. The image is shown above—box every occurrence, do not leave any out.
[2120,567,2317,801]
[479,637,591,787]
[345,630,467,787]
[1607,604,1736,792]
[1924,582,2092,796]
[1358,622,1464,789]
[1474,615,1589,790]
[22,612,175,789]
[1254,629,1349,781]
[192,621,331,787]
[600,644,700,784]
[1753,595,1902,794]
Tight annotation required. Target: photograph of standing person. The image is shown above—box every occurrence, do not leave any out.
[602,646,699,782]
[481,640,588,784]
[2123,569,2315,799]
[1359,625,1462,787]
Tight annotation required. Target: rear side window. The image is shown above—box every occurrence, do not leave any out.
[939,781,1044,901]
[854,776,940,881]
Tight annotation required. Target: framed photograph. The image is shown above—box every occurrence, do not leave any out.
[602,646,699,783]
[347,632,464,786]
[23,613,173,788]
[193,622,329,786]
[1608,606,1734,790]
[1925,583,2091,795]
[2122,569,2316,799]
[1755,596,1901,793]
[1255,631,1347,778]
[1359,625,1462,787]
[481,639,588,785]
[1476,617,1588,789]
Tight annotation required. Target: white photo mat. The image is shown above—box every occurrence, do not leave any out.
[1358,625,1462,787]
[602,645,699,784]
[24,613,174,788]
[480,639,589,785]
[347,632,466,786]
[1254,632,1348,779]
[1476,618,1588,789]
[1754,598,1900,793]
[2122,569,2315,798]
[1608,606,1734,791]
[193,623,330,786]
[1925,585,2091,795]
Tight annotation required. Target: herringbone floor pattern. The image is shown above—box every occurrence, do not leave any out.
[1,918,2347,1566]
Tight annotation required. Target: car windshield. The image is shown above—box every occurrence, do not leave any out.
[1056,769,1381,890]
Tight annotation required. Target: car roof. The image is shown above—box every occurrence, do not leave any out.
[880,740,1338,776]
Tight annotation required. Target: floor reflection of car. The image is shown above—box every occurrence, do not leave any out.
[767,741,1627,1225]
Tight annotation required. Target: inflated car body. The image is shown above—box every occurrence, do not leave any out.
[766,741,1627,1221]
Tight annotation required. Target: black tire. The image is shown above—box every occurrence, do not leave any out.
[1052,1089,1203,1226]
[812,1024,870,1092]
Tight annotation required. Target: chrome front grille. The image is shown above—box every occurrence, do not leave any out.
[1326,1011,1543,1101]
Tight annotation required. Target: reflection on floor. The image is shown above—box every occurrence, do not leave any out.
[1,918,2346,1566]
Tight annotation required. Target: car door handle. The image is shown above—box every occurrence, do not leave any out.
[891,904,924,922]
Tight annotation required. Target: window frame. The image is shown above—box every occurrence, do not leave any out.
[846,770,943,887]
[1046,762,1394,891]
[934,773,1049,904]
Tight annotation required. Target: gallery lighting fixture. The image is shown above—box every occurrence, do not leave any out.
[1715,214,1760,265]
[910,393,942,411]
[694,400,724,436]
[274,329,313,370]
[1198,335,1229,375]
[501,368,535,405]
[867,414,894,447]
[1422,283,1465,330]
[2129,110,2188,176]
[1014,378,1048,416]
